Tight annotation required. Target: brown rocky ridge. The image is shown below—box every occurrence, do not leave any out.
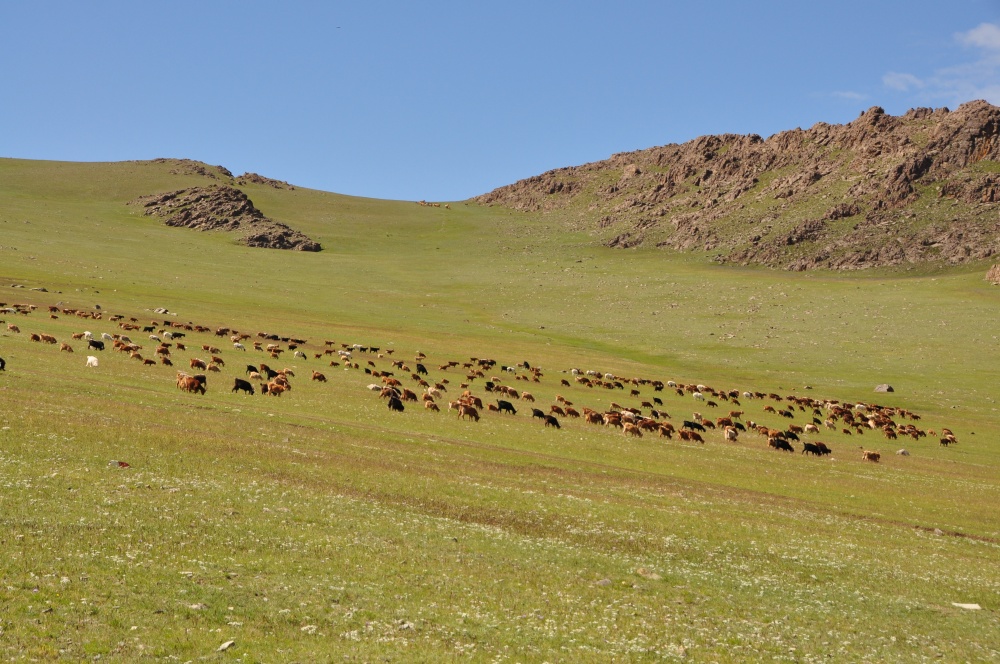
[131,185,321,251]
[476,100,1000,270]
[235,172,295,189]
[150,158,234,180]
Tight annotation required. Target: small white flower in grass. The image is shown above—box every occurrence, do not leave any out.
[301,625,318,634]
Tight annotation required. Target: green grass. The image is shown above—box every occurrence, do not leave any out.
[1,158,999,661]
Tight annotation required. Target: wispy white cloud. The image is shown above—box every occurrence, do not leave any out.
[882,72,924,92]
[957,22,1000,50]
[882,23,1000,106]
[883,23,1000,106]
[832,90,867,101]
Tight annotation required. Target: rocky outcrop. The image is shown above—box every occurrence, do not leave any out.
[235,172,294,189]
[476,101,1000,269]
[150,158,233,180]
[131,185,321,251]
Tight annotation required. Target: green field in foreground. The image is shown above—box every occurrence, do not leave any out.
[1,158,999,661]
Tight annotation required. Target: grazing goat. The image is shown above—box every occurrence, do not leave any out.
[682,420,706,432]
[458,405,480,422]
[177,374,206,395]
[232,378,255,395]
[264,382,286,397]
[496,400,517,415]
[678,430,704,444]
[768,437,794,452]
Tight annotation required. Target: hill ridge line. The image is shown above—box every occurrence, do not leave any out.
[476,100,1000,270]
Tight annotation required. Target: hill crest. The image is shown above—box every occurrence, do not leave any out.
[476,100,1000,270]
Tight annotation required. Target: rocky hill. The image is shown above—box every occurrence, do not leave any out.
[476,100,1000,269]
[132,185,321,251]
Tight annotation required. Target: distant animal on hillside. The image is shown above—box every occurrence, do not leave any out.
[177,374,206,395]
[682,420,706,432]
[496,399,517,415]
[232,378,255,395]
[263,382,286,396]
[768,438,794,452]
[678,430,704,444]
[802,442,824,456]
[458,405,480,422]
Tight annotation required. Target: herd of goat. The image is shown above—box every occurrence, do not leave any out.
[1,301,962,463]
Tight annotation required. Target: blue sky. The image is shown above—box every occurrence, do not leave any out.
[2,1,999,201]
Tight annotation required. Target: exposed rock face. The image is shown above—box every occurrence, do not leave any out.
[235,172,294,189]
[476,101,1000,269]
[151,158,233,180]
[987,264,1000,284]
[132,186,321,251]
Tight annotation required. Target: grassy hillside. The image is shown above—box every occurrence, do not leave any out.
[1,158,998,661]
[477,101,1000,271]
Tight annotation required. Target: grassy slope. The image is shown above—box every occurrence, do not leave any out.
[1,158,998,661]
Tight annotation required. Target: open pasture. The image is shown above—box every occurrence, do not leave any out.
[1,158,999,661]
